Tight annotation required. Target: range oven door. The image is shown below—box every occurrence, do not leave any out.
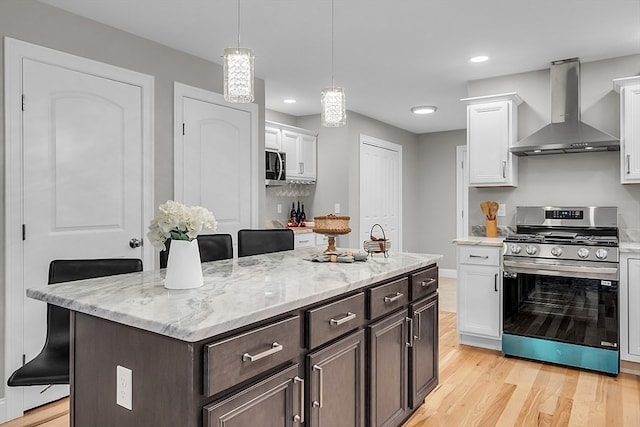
[502,257,619,374]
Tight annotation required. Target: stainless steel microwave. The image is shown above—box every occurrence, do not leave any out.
[265,150,286,186]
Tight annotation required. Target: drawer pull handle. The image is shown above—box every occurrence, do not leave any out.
[384,292,404,303]
[293,376,305,423]
[312,364,324,408]
[469,254,489,259]
[242,342,283,362]
[329,312,356,326]
[420,278,437,288]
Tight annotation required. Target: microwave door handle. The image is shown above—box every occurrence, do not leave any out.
[277,153,284,180]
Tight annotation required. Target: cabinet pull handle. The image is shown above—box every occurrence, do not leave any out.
[494,273,498,292]
[421,278,437,288]
[242,342,283,362]
[414,311,421,341]
[312,364,323,408]
[293,376,305,423]
[502,160,507,178]
[329,312,356,326]
[406,317,413,347]
[384,292,404,303]
[627,154,631,175]
[469,254,489,259]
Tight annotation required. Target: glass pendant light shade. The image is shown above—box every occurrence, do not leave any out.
[223,47,255,103]
[321,86,346,127]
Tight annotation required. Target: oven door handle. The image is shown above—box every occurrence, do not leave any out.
[503,259,618,276]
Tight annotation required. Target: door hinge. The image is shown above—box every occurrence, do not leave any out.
[22,224,26,241]
[182,123,185,135]
[21,94,25,111]
[22,354,26,366]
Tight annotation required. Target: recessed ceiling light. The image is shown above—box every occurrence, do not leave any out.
[411,106,437,115]
[283,99,297,104]
[470,55,489,63]
[585,146,593,150]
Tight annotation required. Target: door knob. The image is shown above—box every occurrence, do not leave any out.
[129,238,142,248]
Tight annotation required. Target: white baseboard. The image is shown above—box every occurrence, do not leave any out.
[438,268,457,279]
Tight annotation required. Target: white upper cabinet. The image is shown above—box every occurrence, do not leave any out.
[462,93,521,187]
[614,77,640,184]
[265,125,282,151]
[267,121,317,183]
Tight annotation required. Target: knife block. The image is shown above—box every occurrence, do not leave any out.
[486,219,498,237]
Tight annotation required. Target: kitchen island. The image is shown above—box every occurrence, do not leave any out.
[28,247,441,427]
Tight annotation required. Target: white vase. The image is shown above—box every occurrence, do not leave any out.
[164,239,204,290]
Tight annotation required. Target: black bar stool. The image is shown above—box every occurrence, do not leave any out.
[237,229,294,257]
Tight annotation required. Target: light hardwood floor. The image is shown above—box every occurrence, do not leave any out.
[3,307,639,426]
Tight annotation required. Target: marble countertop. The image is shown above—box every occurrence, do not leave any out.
[452,236,505,247]
[621,242,640,254]
[27,248,441,343]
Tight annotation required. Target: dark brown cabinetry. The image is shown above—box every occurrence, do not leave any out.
[203,364,304,427]
[368,310,410,427]
[409,294,439,408]
[69,264,438,427]
[307,329,366,427]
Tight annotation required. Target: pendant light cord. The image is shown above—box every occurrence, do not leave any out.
[237,0,241,49]
[331,0,335,88]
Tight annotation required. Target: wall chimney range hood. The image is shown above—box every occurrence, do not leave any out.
[510,58,619,156]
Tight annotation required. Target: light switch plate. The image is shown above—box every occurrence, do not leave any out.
[334,203,341,214]
[277,203,282,214]
[498,204,506,217]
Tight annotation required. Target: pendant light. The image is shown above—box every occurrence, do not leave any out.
[321,0,346,127]
[223,0,254,103]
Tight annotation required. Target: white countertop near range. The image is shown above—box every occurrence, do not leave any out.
[621,242,640,253]
[27,248,441,342]
[452,236,505,247]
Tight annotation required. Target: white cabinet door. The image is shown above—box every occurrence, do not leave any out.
[457,263,501,338]
[628,257,640,359]
[463,93,520,187]
[299,133,317,179]
[615,79,640,183]
[282,128,302,178]
[265,125,282,151]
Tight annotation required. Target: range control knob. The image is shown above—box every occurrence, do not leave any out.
[509,244,522,254]
[595,248,608,260]
[551,246,563,257]
[525,245,538,255]
[577,247,590,259]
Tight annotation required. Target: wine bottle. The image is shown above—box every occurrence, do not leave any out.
[296,201,301,225]
[300,204,307,224]
[290,202,297,226]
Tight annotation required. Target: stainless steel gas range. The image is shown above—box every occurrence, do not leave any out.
[502,206,619,375]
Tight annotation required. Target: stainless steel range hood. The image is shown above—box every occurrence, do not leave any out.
[510,58,619,156]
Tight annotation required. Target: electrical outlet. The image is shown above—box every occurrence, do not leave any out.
[498,204,506,217]
[116,365,132,410]
[334,203,341,214]
[277,203,282,214]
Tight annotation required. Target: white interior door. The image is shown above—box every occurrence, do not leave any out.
[4,38,154,421]
[174,83,258,242]
[359,135,402,252]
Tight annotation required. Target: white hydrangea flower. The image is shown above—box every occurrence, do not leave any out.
[146,200,217,250]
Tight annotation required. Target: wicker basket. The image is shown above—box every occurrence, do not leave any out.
[363,224,391,257]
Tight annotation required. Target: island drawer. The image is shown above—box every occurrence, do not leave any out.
[307,292,365,349]
[368,277,409,320]
[204,315,301,397]
[411,266,438,300]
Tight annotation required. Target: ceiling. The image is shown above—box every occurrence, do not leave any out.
[39,0,640,134]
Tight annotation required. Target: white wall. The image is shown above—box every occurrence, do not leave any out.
[467,55,640,232]
[417,130,466,270]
